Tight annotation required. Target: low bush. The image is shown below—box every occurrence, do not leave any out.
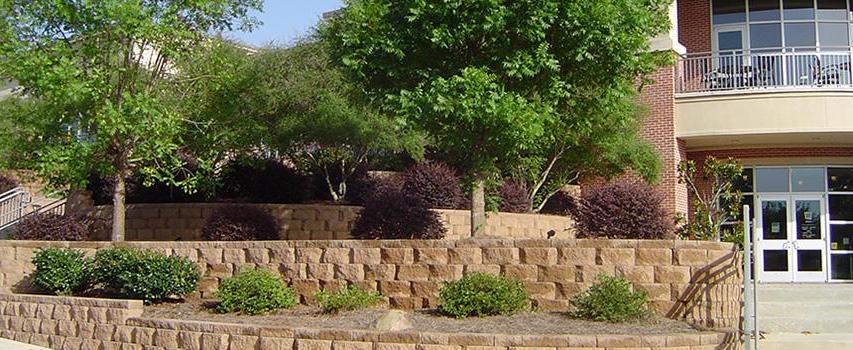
[401,162,464,209]
[0,174,18,193]
[201,205,280,241]
[218,157,312,203]
[347,171,403,205]
[438,272,530,319]
[539,191,577,216]
[30,248,92,295]
[571,180,673,239]
[499,180,529,213]
[314,285,382,314]
[92,248,199,302]
[215,269,296,315]
[11,213,92,241]
[570,274,650,323]
[351,187,446,240]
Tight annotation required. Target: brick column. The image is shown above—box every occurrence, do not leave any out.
[678,0,711,53]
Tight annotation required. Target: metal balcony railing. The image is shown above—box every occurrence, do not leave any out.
[677,47,853,94]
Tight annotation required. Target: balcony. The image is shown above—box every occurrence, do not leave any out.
[677,47,853,95]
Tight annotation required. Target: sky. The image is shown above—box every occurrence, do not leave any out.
[225,1,345,48]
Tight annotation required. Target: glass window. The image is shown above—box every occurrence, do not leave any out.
[829,195,853,221]
[751,0,782,21]
[785,0,817,20]
[756,168,790,192]
[785,23,818,47]
[735,168,755,192]
[718,30,745,51]
[714,0,747,24]
[751,23,784,48]
[828,168,853,191]
[792,167,826,192]
[762,200,789,240]
[818,0,850,20]
[819,22,850,47]
[764,250,789,271]
[830,224,853,250]
[798,250,823,271]
[831,254,853,279]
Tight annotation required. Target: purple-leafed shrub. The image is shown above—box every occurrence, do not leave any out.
[218,158,313,204]
[347,171,404,206]
[201,205,281,241]
[351,187,446,240]
[540,191,578,216]
[572,180,673,239]
[401,162,464,209]
[12,213,92,241]
[0,174,18,193]
[499,180,529,213]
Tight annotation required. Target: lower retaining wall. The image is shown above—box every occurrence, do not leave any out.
[88,203,575,241]
[0,293,739,350]
[0,239,741,329]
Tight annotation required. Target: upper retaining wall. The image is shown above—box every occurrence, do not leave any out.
[0,239,741,329]
[88,203,574,241]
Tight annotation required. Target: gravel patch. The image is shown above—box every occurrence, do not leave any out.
[142,300,699,335]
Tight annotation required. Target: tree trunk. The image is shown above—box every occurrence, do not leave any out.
[471,177,486,237]
[111,175,127,241]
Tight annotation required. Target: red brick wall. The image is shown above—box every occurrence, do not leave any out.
[678,0,711,53]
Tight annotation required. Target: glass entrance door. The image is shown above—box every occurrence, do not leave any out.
[756,195,828,282]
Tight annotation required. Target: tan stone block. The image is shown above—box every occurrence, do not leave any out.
[397,265,430,281]
[36,303,54,318]
[616,265,654,283]
[270,247,296,263]
[134,327,156,345]
[523,281,557,298]
[666,333,701,346]
[297,339,332,350]
[429,265,463,281]
[18,302,36,317]
[201,333,230,350]
[597,248,635,265]
[655,266,691,283]
[230,335,260,350]
[416,345,460,350]
[637,283,671,301]
[482,248,519,264]
[365,264,397,280]
[380,281,412,297]
[521,248,558,265]
[322,248,352,264]
[260,337,294,350]
[411,281,441,297]
[40,319,58,335]
[57,320,77,337]
[635,248,672,266]
[502,265,538,281]
[447,333,494,346]
[464,264,501,275]
[335,264,365,280]
[307,264,334,280]
[352,248,381,264]
[222,248,246,263]
[29,334,50,348]
[292,280,321,297]
[382,248,414,264]
[538,265,575,283]
[674,249,708,266]
[448,248,482,264]
[207,263,233,278]
[578,265,614,283]
[153,329,179,348]
[95,324,115,341]
[199,249,223,263]
[556,282,589,299]
[415,248,448,264]
[297,248,323,263]
[280,262,308,280]
[595,334,643,347]
[246,248,271,264]
[557,248,596,265]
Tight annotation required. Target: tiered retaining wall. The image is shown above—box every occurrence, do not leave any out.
[0,239,741,329]
[0,293,739,350]
[89,204,575,241]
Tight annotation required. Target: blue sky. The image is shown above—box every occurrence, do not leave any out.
[225,1,345,47]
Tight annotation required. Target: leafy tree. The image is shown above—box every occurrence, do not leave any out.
[0,0,261,240]
[677,156,744,241]
[323,0,671,233]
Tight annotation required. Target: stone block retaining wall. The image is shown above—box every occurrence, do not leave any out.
[88,204,574,241]
[0,293,739,350]
[0,239,741,329]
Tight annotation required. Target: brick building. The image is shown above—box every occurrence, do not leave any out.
[644,0,853,283]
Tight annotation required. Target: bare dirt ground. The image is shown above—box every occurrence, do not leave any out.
[142,300,698,335]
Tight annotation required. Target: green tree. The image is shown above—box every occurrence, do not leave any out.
[0,0,262,241]
[677,156,744,242]
[323,0,671,232]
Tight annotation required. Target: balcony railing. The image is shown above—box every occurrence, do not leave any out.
[677,47,853,94]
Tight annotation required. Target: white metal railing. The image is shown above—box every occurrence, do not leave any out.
[0,187,32,231]
[677,47,853,94]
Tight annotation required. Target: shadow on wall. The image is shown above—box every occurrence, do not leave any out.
[667,248,741,329]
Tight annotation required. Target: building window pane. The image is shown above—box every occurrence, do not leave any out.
[785,23,817,47]
[762,200,789,240]
[798,250,823,271]
[756,168,790,192]
[830,224,853,250]
[829,195,853,221]
[818,0,849,20]
[784,0,817,20]
[751,23,783,49]
[819,22,850,47]
[764,250,789,271]
[735,168,755,192]
[792,167,825,192]
[831,254,853,279]
[828,168,853,191]
[714,0,747,24]
[751,0,782,21]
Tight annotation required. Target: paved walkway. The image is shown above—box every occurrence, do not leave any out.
[0,337,49,349]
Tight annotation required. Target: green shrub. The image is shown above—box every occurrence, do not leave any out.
[314,285,382,314]
[92,248,199,302]
[215,269,296,315]
[30,248,92,295]
[570,274,651,323]
[438,272,530,319]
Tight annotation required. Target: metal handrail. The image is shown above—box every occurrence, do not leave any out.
[0,187,33,231]
[677,47,853,94]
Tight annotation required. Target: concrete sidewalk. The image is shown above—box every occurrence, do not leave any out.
[0,337,49,349]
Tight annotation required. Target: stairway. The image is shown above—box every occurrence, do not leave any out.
[757,284,853,349]
[0,187,66,236]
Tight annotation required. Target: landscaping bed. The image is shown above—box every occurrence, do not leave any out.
[142,300,699,335]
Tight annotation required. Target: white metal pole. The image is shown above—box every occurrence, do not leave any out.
[743,205,753,349]
[751,205,759,350]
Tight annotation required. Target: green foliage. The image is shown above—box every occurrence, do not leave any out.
[314,285,382,314]
[677,156,745,241]
[438,273,530,319]
[93,248,199,302]
[30,248,92,296]
[570,274,651,323]
[215,269,296,315]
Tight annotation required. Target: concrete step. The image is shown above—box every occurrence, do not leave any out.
[758,301,853,317]
[759,333,853,350]
[759,317,853,334]
[755,284,853,333]
[757,283,853,302]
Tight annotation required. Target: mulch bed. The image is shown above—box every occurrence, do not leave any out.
[142,300,699,335]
